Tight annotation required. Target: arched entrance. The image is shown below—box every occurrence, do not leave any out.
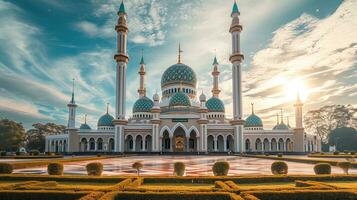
[145,135,152,152]
[227,135,234,152]
[109,138,114,152]
[125,135,134,152]
[255,138,262,151]
[162,130,170,152]
[80,138,87,152]
[278,138,284,151]
[217,135,224,152]
[172,127,186,152]
[97,138,103,151]
[188,130,197,152]
[89,138,95,151]
[207,135,214,152]
[263,138,269,151]
[135,135,143,152]
[245,139,251,152]
[271,138,277,151]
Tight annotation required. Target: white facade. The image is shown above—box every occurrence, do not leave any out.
[45,2,321,154]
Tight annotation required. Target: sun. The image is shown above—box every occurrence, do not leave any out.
[285,79,308,102]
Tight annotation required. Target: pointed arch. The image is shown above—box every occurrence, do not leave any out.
[187,126,200,138]
[160,125,171,138]
[171,122,188,138]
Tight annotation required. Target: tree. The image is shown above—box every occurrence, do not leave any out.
[304,104,357,143]
[26,123,66,152]
[0,119,26,152]
[328,127,357,151]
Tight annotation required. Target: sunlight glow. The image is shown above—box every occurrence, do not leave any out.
[285,79,308,102]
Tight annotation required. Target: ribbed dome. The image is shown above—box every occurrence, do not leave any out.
[206,97,225,112]
[97,113,114,127]
[79,123,91,130]
[161,63,197,87]
[169,92,191,107]
[133,96,154,113]
[245,114,263,127]
[273,123,289,130]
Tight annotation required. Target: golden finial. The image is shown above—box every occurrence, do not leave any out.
[178,42,183,63]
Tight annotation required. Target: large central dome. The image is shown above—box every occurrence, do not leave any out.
[161,63,197,88]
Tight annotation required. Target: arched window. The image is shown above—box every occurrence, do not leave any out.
[97,138,103,151]
[89,138,95,151]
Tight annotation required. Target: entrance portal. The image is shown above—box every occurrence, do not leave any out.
[173,127,186,152]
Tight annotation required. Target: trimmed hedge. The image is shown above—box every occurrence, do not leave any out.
[337,161,352,175]
[314,163,331,175]
[0,190,92,200]
[29,150,40,156]
[0,163,13,174]
[47,163,64,175]
[86,162,103,176]
[212,161,229,176]
[99,191,242,200]
[271,161,288,175]
[173,162,185,176]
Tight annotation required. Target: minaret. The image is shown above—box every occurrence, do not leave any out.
[229,1,245,153]
[151,91,161,152]
[198,92,208,152]
[67,78,77,128]
[138,51,146,97]
[114,0,129,119]
[294,91,303,128]
[113,0,129,153]
[211,56,221,97]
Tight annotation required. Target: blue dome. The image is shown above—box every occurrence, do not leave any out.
[79,123,91,130]
[161,63,197,87]
[169,92,191,107]
[97,113,114,127]
[273,123,289,130]
[133,96,154,113]
[245,114,263,127]
[206,97,225,112]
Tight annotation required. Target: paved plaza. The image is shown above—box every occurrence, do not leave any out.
[14,155,357,176]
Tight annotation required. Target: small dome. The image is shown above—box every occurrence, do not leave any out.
[97,113,114,127]
[153,93,160,101]
[161,63,197,88]
[273,123,289,130]
[206,97,225,112]
[245,114,263,127]
[79,123,91,130]
[199,93,206,102]
[169,92,191,107]
[133,96,154,113]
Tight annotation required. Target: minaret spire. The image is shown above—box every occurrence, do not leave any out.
[84,114,87,124]
[211,54,221,97]
[251,103,254,114]
[138,49,146,97]
[178,43,183,63]
[280,108,284,123]
[67,78,77,129]
[294,89,304,128]
[276,113,279,124]
[106,103,109,114]
[70,78,75,103]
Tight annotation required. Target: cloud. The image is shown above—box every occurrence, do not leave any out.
[75,21,101,37]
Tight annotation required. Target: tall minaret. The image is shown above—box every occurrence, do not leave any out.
[114,0,129,120]
[113,0,129,153]
[67,78,77,128]
[211,56,221,97]
[229,1,245,153]
[138,51,146,97]
[294,91,303,128]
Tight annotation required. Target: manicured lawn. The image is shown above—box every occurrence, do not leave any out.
[324,181,357,189]
[238,182,295,191]
[139,183,214,191]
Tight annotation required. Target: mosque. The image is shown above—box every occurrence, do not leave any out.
[45,1,321,154]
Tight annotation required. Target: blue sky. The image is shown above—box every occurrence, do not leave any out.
[0,0,356,129]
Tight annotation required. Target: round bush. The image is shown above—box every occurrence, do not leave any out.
[212,161,229,176]
[264,153,269,156]
[30,150,40,156]
[96,154,101,157]
[86,162,103,176]
[132,162,143,176]
[333,151,339,155]
[337,161,352,175]
[314,163,331,175]
[277,153,283,158]
[350,151,356,155]
[0,151,6,156]
[0,163,13,174]
[343,150,349,154]
[47,163,64,175]
[173,162,185,176]
[271,161,288,175]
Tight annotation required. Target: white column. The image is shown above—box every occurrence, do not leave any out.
[214,137,218,151]
[223,136,227,152]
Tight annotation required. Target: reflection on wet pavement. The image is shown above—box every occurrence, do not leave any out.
[14,155,357,176]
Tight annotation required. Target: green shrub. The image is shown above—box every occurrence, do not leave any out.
[264,153,269,156]
[277,153,283,157]
[173,162,185,176]
[0,163,13,174]
[132,162,143,176]
[86,162,103,176]
[0,151,6,156]
[333,151,339,155]
[212,161,229,176]
[313,163,331,175]
[343,150,349,154]
[271,161,288,175]
[15,151,21,156]
[30,150,40,156]
[96,154,101,157]
[350,151,356,155]
[47,163,64,175]
[337,161,351,175]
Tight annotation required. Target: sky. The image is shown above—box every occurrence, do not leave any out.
[0,0,356,130]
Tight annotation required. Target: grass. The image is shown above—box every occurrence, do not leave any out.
[322,181,357,189]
